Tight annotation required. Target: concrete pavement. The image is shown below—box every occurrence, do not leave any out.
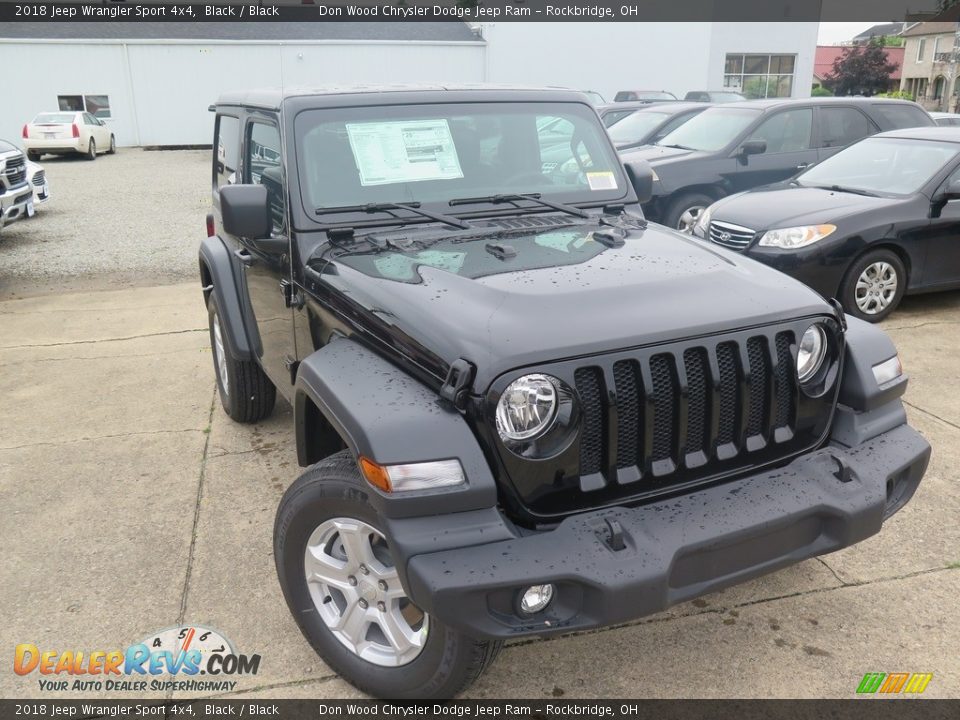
[1,282,958,699]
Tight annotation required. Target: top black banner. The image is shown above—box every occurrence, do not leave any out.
[1,0,959,23]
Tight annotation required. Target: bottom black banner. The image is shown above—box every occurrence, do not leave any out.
[1,699,957,720]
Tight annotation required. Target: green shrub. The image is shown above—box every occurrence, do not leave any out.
[811,86,834,97]
[876,90,915,101]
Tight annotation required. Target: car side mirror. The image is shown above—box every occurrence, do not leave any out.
[738,139,767,158]
[220,184,270,240]
[623,159,654,204]
[942,177,960,201]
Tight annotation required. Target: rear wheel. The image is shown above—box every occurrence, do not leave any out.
[207,293,275,422]
[664,191,715,233]
[85,139,96,161]
[839,249,906,322]
[108,135,116,154]
[274,452,503,699]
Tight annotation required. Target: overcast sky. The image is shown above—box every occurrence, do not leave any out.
[817,22,893,45]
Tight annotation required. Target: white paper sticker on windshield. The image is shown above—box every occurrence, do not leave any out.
[586,171,618,191]
[346,119,464,186]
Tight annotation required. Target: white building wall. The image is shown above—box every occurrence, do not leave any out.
[706,23,819,98]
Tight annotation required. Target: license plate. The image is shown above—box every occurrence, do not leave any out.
[27,200,35,217]
[44,132,56,139]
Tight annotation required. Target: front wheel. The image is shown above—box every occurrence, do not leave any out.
[663,191,715,233]
[274,452,503,699]
[839,249,906,322]
[85,139,96,160]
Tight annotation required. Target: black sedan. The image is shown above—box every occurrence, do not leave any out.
[607,102,710,150]
[692,127,960,321]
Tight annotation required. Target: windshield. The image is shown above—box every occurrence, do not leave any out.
[295,101,627,219]
[709,92,746,102]
[582,91,605,105]
[657,107,759,151]
[636,92,675,100]
[34,112,76,124]
[797,137,960,196]
[336,228,608,283]
[608,110,671,146]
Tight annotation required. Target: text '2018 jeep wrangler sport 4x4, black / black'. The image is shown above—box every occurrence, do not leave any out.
[200,87,930,699]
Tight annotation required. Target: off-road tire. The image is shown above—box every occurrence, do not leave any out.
[274,451,504,699]
[206,292,275,423]
[86,139,96,161]
[839,248,907,323]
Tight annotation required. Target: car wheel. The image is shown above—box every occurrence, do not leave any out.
[274,451,503,699]
[839,249,906,323]
[207,292,276,422]
[86,139,96,160]
[108,135,117,154]
[27,151,41,162]
[664,192,715,233]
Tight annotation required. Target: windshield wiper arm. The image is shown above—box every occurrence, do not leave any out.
[659,143,696,150]
[448,193,588,219]
[315,202,470,230]
[813,184,879,198]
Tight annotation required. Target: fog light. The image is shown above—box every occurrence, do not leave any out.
[519,584,554,615]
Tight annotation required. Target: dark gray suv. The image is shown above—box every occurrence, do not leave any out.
[622,97,934,231]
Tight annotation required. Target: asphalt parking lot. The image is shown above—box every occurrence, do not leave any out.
[1,153,959,700]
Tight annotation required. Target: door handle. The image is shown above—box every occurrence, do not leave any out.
[234,248,254,266]
[796,163,812,170]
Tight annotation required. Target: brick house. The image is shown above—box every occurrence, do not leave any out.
[900,22,960,111]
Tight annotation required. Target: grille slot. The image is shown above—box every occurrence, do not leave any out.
[32,170,46,187]
[2,155,27,189]
[574,367,605,477]
[574,331,802,487]
[708,220,755,250]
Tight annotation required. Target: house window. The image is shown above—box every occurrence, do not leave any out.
[723,54,796,99]
[57,94,111,118]
[917,38,926,62]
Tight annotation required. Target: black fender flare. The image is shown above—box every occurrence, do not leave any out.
[199,235,252,361]
[294,337,499,519]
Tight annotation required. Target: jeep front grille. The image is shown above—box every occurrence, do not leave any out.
[708,220,755,250]
[2,155,27,189]
[576,330,797,484]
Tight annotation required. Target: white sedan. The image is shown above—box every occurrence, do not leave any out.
[23,111,116,160]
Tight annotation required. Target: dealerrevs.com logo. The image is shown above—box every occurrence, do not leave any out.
[14,625,261,693]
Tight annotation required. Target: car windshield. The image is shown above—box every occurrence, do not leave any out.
[656,107,759,151]
[635,92,675,100]
[34,112,75,124]
[709,92,746,102]
[294,101,627,217]
[608,110,672,146]
[797,137,960,196]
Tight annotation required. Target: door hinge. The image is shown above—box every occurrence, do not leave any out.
[280,278,304,309]
[284,356,300,385]
[440,358,475,410]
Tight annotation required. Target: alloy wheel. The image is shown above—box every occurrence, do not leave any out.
[855,261,898,315]
[304,517,428,667]
[677,205,706,233]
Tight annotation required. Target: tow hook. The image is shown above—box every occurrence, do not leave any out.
[597,517,627,552]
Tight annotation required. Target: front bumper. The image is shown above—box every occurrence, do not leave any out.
[398,423,929,639]
[0,186,33,229]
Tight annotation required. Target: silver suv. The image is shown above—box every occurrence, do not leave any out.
[0,139,33,234]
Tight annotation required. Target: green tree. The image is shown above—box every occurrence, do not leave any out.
[826,39,898,96]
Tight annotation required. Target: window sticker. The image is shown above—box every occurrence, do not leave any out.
[346,119,464,186]
[586,171,618,191]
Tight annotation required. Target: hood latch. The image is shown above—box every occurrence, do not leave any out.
[440,358,476,410]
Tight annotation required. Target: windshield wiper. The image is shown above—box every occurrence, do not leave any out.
[448,193,588,219]
[811,184,879,198]
[315,202,470,230]
[658,143,696,151]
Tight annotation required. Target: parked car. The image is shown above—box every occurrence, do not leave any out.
[0,139,33,233]
[201,85,929,699]
[581,90,606,105]
[25,160,50,213]
[613,90,677,102]
[621,97,934,231]
[684,90,747,102]
[930,111,960,127]
[607,102,711,150]
[597,101,660,127]
[22,111,117,160]
[693,127,960,321]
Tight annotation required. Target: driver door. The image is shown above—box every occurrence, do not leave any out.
[729,107,816,193]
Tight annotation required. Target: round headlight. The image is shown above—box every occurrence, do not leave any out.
[797,324,828,384]
[496,374,559,442]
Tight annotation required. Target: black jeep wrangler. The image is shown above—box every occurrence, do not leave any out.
[200,87,930,699]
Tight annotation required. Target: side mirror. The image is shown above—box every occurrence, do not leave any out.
[623,159,654,204]
[942,177,960,201]
[738,139,767,158]
[220,184,270,240]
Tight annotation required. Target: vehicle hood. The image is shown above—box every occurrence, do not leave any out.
[619,143,708,165]
[325,224,833,389]
[0,139,20,155]
[711,185,899,230]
